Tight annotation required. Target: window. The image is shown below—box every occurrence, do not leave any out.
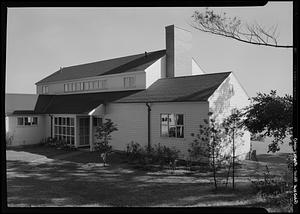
[93,117,102,127]
[160,114,184,138]
[17,117,24,125]
[42,86,48,94]
[54,116,75,145]
[99,80,107,89]
[75,82,84,91]
[124,77,135,88]
[66,83,74,92]
[17,117,38,126]
[93,80,99,89]
[89,81,94,90]
[84,82,89,90]
[64,84,68,92]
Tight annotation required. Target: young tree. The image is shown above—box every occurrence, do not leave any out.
[189,114,230,190]
[190,8,292,48]
[94,119,118,166]
[222,108,244,189]
[242,90,293,153]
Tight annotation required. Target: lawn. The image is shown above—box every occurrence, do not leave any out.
[6,145,293,211]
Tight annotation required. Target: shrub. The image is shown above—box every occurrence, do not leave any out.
[126,142,180,167]
[126,141,144,162]
[94,140,112,154]
[6,133,14,147]
[250,164,293,211]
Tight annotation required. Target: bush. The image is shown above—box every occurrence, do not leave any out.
[6,133,14,147]
[126,141,144,163]
[94,140,112,154]
[126,142,180,167]
[43,137,77,151]
[250,164,293,211]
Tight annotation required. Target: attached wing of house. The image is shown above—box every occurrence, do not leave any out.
[6,25,250,160]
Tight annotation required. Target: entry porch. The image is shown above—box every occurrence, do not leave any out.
[51,114,102,151]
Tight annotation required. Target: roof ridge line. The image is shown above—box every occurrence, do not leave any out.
[60,49,166,70]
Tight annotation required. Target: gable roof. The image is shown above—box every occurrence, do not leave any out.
[34,90,143,114]
[30,72,231,115]
[115,72,231,103]
[36,50,166,84]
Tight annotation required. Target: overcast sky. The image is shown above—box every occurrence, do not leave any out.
[6,2,293,97]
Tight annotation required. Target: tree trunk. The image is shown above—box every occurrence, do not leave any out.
[232,129,235,189]
[225,162,231,188]
[212,146,217,190]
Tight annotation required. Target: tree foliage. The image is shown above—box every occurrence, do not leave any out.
[191,8,292,48]
[94,119,118,165]
[189,115,231,189]
[242,90,293,153]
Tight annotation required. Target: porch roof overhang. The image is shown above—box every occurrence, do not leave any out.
[33,90,143,115]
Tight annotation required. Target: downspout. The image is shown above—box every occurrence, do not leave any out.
[146,103,151,152]
[49,114,53,138]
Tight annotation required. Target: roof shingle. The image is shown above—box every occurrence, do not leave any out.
[115,72,231,103]
[36,50,166,84]
[34,90,143,114]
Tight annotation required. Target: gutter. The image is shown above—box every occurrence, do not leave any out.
[145,102,151,151]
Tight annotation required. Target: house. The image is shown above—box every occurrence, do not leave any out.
[5,25,251,159]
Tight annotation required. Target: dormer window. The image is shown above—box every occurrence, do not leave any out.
[42,85,48,94]
[124,77,135,88]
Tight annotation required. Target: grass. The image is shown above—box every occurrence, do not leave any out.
[6,145,293,211]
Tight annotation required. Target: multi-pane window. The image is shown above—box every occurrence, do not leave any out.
[124,77,135,88]
[54,117,75,145]
[93,80,99,89]
[17,117,38,126]
[161,114,184,138]
[75,82,84,91]
[88,81,94,90]
[42,86,48,94]
[93,117,102,127]
[84,82,89,90]
[64,83,76,92]
[99,80,107,89]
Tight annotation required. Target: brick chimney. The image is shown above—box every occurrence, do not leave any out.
[165,25,192,78]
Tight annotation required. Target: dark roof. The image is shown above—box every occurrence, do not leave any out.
[34,90,143,114]
[115,72,231,103]
[12,110,37,115]
[36,50,166,84]
[32,72,231,115]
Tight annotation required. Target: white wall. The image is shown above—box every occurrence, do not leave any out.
[192,58,205,75]
[6,115,47,146]
[145,57,165,88]
[36,71,146,95]
[208,73,251,160]
[104,103,148,151]
[5,94,38,114]
[150,102,209,158]
[104,102,209,158]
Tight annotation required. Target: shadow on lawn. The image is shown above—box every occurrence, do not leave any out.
[6,157,261,207]
[6,145,288,208]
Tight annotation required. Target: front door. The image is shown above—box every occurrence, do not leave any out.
[79,117,90,146]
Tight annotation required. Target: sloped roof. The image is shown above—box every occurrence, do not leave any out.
[30,72,231,115]
[36,50,166,84]
[34,90,143,114]
[115,72,231,103]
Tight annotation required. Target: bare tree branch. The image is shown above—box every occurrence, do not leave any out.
[190,9,292,48]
